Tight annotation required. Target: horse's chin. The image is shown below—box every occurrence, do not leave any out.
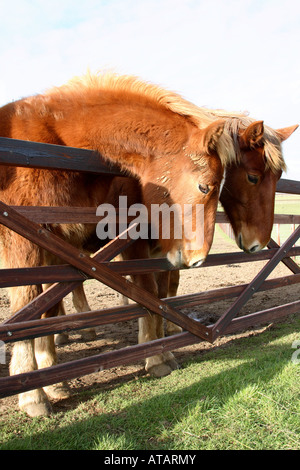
[166,250,205,269]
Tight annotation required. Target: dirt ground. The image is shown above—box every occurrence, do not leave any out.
[0,227,299,415]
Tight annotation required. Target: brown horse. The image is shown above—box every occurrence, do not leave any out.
[220,119,298,251]
[67,115,298,338]
[0,72,228,417]
[158,116,298,329]
[162,117,298,330]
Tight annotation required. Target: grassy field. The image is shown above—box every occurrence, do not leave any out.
[217,195,300,249]
[274,194,300,214]
[273,195,300,247]
[0,316,299,450]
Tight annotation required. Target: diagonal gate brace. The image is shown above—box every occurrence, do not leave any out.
[267,238,300,274]
[4,224,138,325]
[0,200,210,341]
[211,225,300,341]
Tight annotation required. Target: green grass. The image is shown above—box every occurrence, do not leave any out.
[274,196,300,216]
[0,317,299,450]
[217,197,300,251]
[273,197,300,247]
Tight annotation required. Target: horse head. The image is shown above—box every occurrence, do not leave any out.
[140,120,225,268]
[220,120,298,253]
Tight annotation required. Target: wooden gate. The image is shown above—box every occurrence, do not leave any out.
[0,137,299,399]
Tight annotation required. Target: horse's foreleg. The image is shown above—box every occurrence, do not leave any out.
[42,282,68,346]
[122,242,179,377]
[9,285,53,417]
[136,273,174,377]
[9,281,70,416]
[155,271,180,371]
[164,270,182,336]
[72,284,97,341]
[53,296,69,345]
[51,283,96,345]
[10,338,52,417]
[34,304,71,403]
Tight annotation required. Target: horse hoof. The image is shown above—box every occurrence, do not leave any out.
[163,352,179,371]
[80,329,97,342]
[166,325,183,336]
[147,363,173,378]
[21,401,52,417]
[55,332,69,345]
[166,358,180,371]
[44,383,71,400]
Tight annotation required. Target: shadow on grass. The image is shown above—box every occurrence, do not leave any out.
[1,319,299,450]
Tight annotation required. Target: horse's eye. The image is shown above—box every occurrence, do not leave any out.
[198,183,210,194]
[247,174,259,184]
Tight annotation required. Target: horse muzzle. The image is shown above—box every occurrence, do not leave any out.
[167,249,206,269]
[237,234,265,253]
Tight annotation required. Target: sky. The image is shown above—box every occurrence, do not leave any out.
[0,0,299,180]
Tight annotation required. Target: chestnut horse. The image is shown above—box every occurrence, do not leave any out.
[160,116,298,331]
[66,116,298,337]
[165,116,298,316]
[0,72,228,417]
[0,73,297,416]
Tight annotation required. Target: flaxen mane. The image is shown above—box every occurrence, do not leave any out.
[22,71,286,172]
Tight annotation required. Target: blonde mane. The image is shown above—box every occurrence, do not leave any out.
[47,71,286,172]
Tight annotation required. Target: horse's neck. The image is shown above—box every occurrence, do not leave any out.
[0,102,16,137]
[57,100,189,173]
[0,97,190,178]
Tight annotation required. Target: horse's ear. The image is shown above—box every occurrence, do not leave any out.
[201,119,225,153]
[240,121,264,149]
[275,124,298,142]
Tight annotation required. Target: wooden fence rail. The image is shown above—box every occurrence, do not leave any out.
[0,137,299,399]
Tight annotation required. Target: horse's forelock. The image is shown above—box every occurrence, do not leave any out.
[215,116,285,173]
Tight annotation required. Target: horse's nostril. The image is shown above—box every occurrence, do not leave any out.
[249,244,259,253]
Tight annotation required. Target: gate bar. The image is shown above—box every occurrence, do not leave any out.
[0,136,123,175]
[0,200,211,341]
[1,298,299,399]
[211,225,300,340]
[4,224,138,325]
[267,238,300,274]
[1,272,300,344]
